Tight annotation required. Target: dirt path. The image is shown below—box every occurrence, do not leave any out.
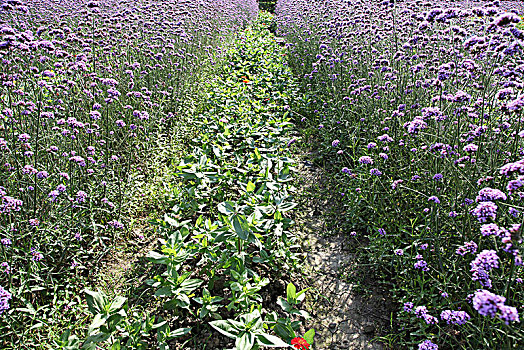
[294,160,390,350]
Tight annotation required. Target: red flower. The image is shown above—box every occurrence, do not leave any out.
[291,337,310,350]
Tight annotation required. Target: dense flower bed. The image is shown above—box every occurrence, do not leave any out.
[276,0,523,348]
[0,0,257,344]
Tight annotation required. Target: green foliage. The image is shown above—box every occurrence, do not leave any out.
[60,13,315,350]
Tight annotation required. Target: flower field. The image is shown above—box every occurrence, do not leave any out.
[276,0,524,348]
[1,0,523,349]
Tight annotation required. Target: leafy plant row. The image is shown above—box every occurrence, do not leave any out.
[58,14,315,350]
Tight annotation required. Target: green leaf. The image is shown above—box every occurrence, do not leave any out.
[276,296,291,312]
[233,215,249,240]
[303,329,315,345]
[254,148,262,161]
[167,327,192,338]
[246,181,256,193]
[218,201,237,215]
[286,283,297,303]
[88,314,108,332]
[256,333,291,347]
[180,278,203,293]
[110,340,121,350]
[209,320,238,339]
[236,332,255,350]
[146,251,168,265]
[81,332,110,349]
[85,290,105,315]
[155,286,173,297]
[108,296,127,313]
[296,287,311,302]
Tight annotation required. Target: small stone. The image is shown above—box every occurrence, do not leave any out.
[363,324,375,334]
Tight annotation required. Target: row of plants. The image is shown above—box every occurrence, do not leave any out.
[276,0,523,349]
[0,0,259,347]
[58,13,315,350]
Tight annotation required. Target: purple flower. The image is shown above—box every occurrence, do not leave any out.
[428,196,440,204]
[433,173,443,181]
[493,12,521,27]
[418,340,438,350]
[378,228,386,235]
[463,144,478,152]
[476,188,507,202]
[370,168,382,176]
[0,285,12,314]
[18,133,30,142]
[480,223,501,237]
[48,190,60,202]
[471,201,498,222]
[394,249,403,256]
[332,139,340,147]
[31,247,44,261]
[359,156,373,165]
[499,304,520,325]
[36,171,49,179]
[440,310,470,325]
[342,167,351,174]
[108,220,124,230]
[414,260,429,271]
[403,302,414,312]
[1,239,12,246]
[392,179,403,189]
[76,191,87,203]
[456,241,478,256]
[414,306,438,324]
[472,289,519,324]
[378,134,393,143]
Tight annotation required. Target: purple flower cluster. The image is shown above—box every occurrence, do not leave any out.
[418,340,438,350]
[470,250,500,287]
[472,289,520,324]
[0,285,12,314]
[413,305,438,324]
[440,310,471,325]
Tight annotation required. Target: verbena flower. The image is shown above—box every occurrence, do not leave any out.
[472,289,520,324]
[471,201,497,222]
[370,168,382,176]
[440,310,471,325]
[359,156,373,164]
[418,340,438,350]
[456,241,478,256]
[403,302,414,312]
[0,285,12,314]
[476,188,507,202]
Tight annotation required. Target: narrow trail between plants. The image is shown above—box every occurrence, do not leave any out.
[293,161,388,350]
